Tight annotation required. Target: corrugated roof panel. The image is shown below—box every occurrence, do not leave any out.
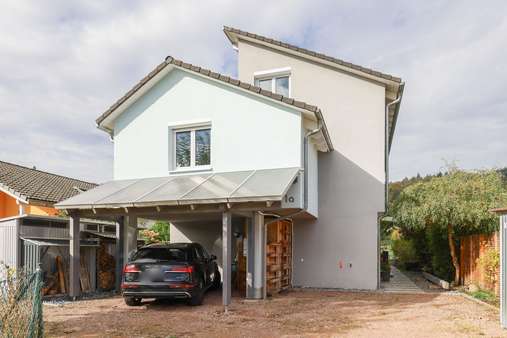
[56,168,300,209]
[96,177,169,205]
[230,168,299,202]
[135,174,212,205]
[179,170,253,204]
[56,179,138,207]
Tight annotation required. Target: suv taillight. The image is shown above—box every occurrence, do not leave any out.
[123,264,140,283]
[170,266,194,273]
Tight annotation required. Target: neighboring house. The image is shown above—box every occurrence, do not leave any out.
[0,160,96,218]
[0,161,115,294]
[56,26,404,303]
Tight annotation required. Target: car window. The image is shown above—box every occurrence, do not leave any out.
[132,247,187,261]
[198,245,210,259]
[193,246,203,260]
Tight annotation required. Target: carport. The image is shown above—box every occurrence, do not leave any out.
[55,167,303,309]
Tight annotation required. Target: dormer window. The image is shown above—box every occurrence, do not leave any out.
[254,67,291,97]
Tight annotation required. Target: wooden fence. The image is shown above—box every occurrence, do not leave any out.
[459,232,499,295]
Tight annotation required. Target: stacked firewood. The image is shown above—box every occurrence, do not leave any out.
[42,256,67,296]
[97,243,115,290]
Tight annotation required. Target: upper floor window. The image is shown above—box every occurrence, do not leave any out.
[254,67,291,97]
[174,126,211,170]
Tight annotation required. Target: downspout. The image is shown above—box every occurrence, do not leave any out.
[384,82,405,213]
[304,118,323,211]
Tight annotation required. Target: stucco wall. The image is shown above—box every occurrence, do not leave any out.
[0,192,58,219]
[113,69,303,180]
[26,205,58,217]
[238,40,386,290]
[0,192,19,218]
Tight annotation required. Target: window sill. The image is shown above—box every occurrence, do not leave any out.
[169,166,213,175]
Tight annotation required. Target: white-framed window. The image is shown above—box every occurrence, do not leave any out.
[173,125,211,170]
[254,67,291,97]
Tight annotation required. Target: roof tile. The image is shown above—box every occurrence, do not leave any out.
[0,161,96,204]
[224,26,401,83]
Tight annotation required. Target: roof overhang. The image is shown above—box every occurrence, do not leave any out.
[56,168,301,212]
[0,183,28,204]
[95,57,333,152]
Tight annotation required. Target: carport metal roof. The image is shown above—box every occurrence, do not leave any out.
[55,167,300,210]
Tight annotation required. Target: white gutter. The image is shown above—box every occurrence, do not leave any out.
[384,82,405,212]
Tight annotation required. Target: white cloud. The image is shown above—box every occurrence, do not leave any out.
[0,0,505,182]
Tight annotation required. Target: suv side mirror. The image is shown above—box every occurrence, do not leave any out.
[210,254,217,261]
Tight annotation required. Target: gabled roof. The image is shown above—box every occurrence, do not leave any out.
[0,161,97,205]
[223,26,401,83]
[223,26,405,150]
[95,56,333,152]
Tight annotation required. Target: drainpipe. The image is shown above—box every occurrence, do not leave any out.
[384,82,405,213]
[303,119,323,212]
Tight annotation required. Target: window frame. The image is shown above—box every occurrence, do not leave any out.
[172,124,212,172]
[254,67,291,97]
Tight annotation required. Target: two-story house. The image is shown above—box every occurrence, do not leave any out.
[57,27,403,305]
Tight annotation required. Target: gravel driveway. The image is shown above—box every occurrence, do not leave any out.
[44,289,506,337]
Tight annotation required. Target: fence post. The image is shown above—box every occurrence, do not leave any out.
[27,267,43,338]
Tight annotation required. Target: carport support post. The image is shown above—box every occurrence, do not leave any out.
[124,216,138,262]
[253,212,266,299]
[116,216,125,292]
[222,210,232,310]
[69,213,81,299]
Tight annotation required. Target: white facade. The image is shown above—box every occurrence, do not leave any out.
[237,39,393,290]
[113,69,303,179]
[111,67,321,218]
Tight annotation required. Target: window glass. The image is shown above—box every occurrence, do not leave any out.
[195,128,211,166]
[132,248,188,261]
[275,76,289,96]
[194,247,203,260]
[257,78,272,91]
[175,131,191,167]
[197,245,209,259]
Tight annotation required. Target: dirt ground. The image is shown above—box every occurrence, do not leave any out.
[44,289,507,338]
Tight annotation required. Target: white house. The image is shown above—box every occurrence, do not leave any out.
[56,26,404,305]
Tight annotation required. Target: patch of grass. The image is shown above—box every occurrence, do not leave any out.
[468,289,499,307]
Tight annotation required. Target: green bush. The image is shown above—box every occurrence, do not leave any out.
[392,237,418,269]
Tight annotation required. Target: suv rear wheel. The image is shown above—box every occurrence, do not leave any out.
[188,279,204,306]
[124,296,142,306]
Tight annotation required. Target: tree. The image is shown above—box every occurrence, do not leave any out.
[390,168,507,284]
[141,221,170,244]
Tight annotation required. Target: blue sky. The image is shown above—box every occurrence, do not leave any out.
[0,1,506,183]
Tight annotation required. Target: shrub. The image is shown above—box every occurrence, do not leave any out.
[391,237,418,269]
[477,246,500,287]
[141,221,170,244]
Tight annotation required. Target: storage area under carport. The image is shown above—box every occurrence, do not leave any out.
[55,167,303,309]
[170,218,293,297]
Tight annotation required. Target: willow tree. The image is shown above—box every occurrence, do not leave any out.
[390,168,507,284]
